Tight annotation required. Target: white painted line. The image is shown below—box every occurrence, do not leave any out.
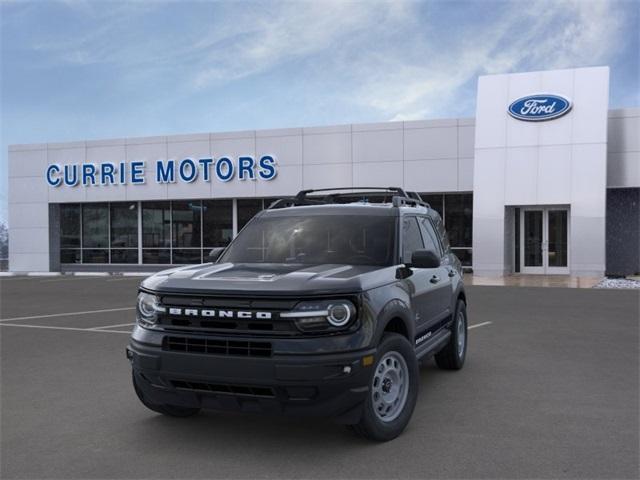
[0,323,132,334]
[0,272,16,277]
[89,322,136,330]
[27,272,61,277]
[468,321,492,329]
[72,272,110,276]
[40,277,95,283]
[106,277,141,282]
[0,307,135,323]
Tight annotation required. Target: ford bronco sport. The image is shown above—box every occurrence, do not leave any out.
[127,187,468,441]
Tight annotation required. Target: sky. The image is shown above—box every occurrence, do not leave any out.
[1,0,639,224]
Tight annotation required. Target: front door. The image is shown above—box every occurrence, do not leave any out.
[520,208,569,274]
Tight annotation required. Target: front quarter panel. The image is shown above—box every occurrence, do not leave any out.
[363,280,415,347]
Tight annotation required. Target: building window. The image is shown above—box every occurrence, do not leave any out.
[420,193,444,218]
[142,201,171,264]
[237,199,264,231]
[110,202,138,264]
[82,204,109,262]
[172,200,202,264]
[419,192,473,267]
[203,200,233,249]
[60,204,81,263]
[444,193,473,266]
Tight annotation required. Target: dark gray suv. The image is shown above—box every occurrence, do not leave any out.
[127,187,468,441]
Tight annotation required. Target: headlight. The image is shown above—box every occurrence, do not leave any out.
[136,292,164,327]
[282,299,356,332]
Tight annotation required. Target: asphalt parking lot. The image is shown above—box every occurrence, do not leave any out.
[1,276,638,479]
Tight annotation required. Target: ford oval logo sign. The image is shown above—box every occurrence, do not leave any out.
[508,94,572,121]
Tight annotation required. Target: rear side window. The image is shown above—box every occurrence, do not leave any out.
[433,215,450,252]
[402,217,424,264]
[419,217,442,256]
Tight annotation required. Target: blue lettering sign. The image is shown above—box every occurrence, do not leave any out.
[215,157,234,182]
[156,159,175,183]
[179,158,198,183]
[258,155,277,180]
[130,161,145,184]
[46,164,61,187]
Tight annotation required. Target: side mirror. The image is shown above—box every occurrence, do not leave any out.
[410,249,440,269]
[207,247,225,263]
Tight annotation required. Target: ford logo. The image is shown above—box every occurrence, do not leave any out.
[508,94,572,121]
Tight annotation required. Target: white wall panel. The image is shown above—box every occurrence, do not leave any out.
[8,203,48,229]
[504,147,537,205]
[9,227,49,253]
[475,74,508,148]
[9,148,47,178]
[537,145,572,204]
[572,67,610,145]
[10,176,49,204]
[302,163,352,189]
[352,129,403,163]
[458,157,474,191]
[303,132,351,165]
[352,161,403,187]
[404,159,457,192]
[404,127,457,160]
[255,135,302,166]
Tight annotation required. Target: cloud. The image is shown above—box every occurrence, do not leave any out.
[349,0,627,120]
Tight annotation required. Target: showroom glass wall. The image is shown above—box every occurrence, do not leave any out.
[58,193,472,266]
[420,193,473,266]
[59,198,277,265]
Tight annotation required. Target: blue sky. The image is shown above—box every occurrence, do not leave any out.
[1,0,638,224]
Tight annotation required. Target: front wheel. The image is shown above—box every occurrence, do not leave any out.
[434,299,467,370]
[350,333,419,441]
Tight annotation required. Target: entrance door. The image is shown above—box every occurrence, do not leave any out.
[520,208,569,274]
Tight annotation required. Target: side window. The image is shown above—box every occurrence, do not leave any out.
[433,215,450,252]
[402,217,424,264]
[419,217,442,257]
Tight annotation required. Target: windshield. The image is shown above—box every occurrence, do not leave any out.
[220,214,396,266]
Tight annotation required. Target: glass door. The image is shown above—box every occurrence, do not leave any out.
[519,207,569,274]
[546,209,569,274]
[521,209,545,274]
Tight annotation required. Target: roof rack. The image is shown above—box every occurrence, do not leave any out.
[267,187,431,210]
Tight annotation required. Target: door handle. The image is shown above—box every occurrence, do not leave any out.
[448,269,456,277]
[430,275,440,284]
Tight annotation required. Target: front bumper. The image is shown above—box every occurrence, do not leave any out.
[127,328,376,423]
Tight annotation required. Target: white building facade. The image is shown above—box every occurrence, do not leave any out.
[8,66,640,276]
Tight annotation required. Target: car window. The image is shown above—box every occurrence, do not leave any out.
[433,215,450,252]
[220,215,396,266]
[419,217,442,257]
[402,216,424,264]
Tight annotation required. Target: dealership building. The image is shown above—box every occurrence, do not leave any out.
[7,66,640,276]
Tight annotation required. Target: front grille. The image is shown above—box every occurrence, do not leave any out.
[164,336,272,357]
[171,380,275,398]
[157,295,300,336]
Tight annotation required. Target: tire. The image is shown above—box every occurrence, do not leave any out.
[351,333,419,442]
[434,299,467,370]
[132,372,201,418]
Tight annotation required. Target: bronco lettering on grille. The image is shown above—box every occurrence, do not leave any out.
[167,308,272,320]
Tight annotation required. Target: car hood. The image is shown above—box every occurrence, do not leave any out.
[140,262,397,296]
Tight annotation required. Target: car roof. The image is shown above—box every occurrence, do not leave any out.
[259,201,437,218]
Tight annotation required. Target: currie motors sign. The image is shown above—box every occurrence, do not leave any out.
[508,94,572,122]
[45,155,277,187]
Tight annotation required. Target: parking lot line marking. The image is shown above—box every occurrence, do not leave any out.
[40,277,110,283]
[89,322,136,330]
[468,321,492,329]
[0,323,132,334]
[0,307,135,323]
